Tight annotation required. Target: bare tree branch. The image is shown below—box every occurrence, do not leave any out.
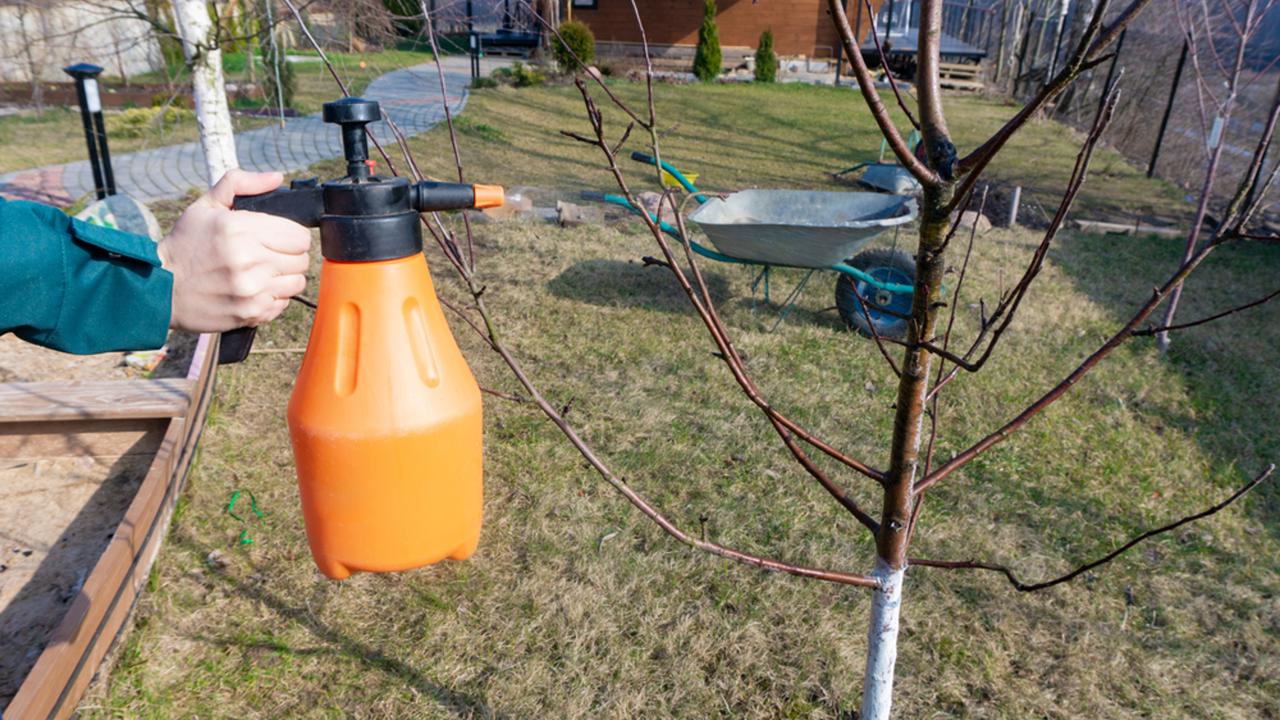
[951,0,1155,209]
[860,0,920,131]
[565,80,886,529]
[827,0,938,184]
[912,464,1275,591]
[1134,287,1280,335]
[916,226,1229,496]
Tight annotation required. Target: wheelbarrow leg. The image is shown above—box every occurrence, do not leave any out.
[768,269,817,333]
[750,265,773,314]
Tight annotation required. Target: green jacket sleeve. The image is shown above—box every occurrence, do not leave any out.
[0,197,173,354]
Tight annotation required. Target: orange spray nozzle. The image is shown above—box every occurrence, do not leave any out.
[471,184,505,209]
[412,181,504,212]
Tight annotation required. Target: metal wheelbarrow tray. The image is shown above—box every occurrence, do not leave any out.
[688,190,917,268]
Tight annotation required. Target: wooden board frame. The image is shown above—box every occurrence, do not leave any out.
[4,333,219,720]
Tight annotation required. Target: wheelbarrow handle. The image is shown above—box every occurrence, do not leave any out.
[628,152,703,200]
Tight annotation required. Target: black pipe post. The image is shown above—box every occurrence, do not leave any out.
[1097,27,1126,115]
[1148,40,1189,178]
[883,0,895,46]
[836,0,853,85]
[64,63,115,199]
[92,103,116,196]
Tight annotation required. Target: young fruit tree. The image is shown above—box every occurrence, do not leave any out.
[286,0,1279,715]
[1154,0,1280,351]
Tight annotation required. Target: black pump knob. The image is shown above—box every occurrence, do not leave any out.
[323,97,382,179]
[323,97,381,125]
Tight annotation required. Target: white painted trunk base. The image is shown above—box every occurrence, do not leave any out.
[860,559,905,720]
[170,0,238,184]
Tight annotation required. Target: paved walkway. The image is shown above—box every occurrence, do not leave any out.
[0,56,508,205]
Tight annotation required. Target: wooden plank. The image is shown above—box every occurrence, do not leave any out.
[1074,219,1185,238]
[941,79,985,91]
[0,379,193,424]
[939,62,984,91]
[6,334,218,720]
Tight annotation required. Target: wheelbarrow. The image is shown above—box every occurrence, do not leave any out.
[592,152,919,338]
[831,130,924,196]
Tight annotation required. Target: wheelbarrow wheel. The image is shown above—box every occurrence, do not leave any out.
[836,247,916,340]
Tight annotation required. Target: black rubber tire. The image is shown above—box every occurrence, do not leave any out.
[835,247,916,340]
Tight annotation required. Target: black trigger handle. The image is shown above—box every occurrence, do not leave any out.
[218,180,322,364]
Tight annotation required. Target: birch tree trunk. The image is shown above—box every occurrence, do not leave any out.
[171,0,239,184]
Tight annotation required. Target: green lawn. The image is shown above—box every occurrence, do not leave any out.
[82,78,1277,718]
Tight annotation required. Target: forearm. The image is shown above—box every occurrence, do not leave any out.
[0,199,173,354]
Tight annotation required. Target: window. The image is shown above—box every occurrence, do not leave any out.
[573,0,597,8]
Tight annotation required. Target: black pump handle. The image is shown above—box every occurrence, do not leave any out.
[230,184,324,227]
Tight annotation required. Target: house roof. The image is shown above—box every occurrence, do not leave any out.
[860,30,987,59]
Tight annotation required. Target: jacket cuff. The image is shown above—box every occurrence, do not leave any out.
[50,219,174,353]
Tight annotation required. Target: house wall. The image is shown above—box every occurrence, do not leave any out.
[570,0,881,58]
[0,2,162,83]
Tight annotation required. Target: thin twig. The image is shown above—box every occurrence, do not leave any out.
[479,385,527,403]
[567,81,886,527]
[912,465,1275,591]
[1134,287,1280,335]
[952,0,1152,209]
[861,0,920,130]
[847,281,904,378]
[280,0,401,177]
[917,222,1230,495]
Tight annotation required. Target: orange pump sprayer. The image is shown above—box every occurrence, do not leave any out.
[222,97,503,579]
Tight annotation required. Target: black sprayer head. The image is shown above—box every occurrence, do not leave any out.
[323,97,381,179]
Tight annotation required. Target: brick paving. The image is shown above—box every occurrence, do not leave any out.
[0,56,507,205]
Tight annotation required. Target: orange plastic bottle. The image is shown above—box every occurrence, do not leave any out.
[229,97,503,579]
[287,253,483,579]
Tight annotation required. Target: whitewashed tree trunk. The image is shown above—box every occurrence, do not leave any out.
[860,559,906,720]
[170,0,238,184]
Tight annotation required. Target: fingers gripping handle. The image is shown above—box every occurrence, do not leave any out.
[218,184,323,365]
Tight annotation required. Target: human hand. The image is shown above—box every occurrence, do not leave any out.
[158,170,312,333]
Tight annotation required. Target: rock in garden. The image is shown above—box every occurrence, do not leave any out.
[958,210,992,232]
[205,549,228,572]
[556,201,604,227]
[637,191,678,226]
